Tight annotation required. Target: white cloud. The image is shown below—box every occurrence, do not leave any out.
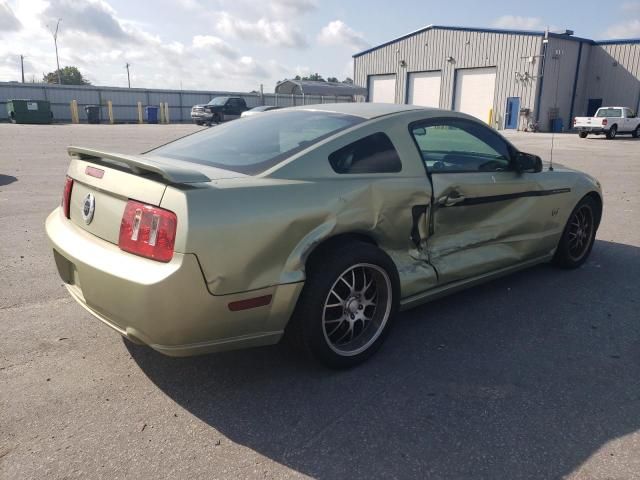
[41,0,131,40]
[192,35,238,59]
[317,20,369,51]
[604,19,640,38]
[0,0,22,32]
[216,12,307,48]
[492,15,545,30]
[0,0,285,90]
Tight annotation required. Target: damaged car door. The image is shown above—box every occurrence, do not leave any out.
[409,117,546,284]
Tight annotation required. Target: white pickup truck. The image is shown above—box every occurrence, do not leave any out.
[574,106,640,139]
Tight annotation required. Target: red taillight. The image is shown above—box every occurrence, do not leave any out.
[602,119,608,126]
[62,176,73,219]
[118,200,177,263]
[573,117,577,125]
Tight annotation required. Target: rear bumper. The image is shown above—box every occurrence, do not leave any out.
[45,208,303,356]
[576,127,605,134]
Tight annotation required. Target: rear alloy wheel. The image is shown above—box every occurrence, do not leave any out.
[578,132,588,139]
[322,263,391,357]
[287,242,399,368]
[606,125,617,139]
[553,196,598,268]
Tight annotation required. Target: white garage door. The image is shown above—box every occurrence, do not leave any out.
[453,67,497,123]
[369,74,396,103]
[407,71,441,108]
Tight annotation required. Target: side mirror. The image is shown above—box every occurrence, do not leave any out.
[514,152,543,173]
[414,127,427,136]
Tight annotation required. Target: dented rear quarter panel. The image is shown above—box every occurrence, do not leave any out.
[161,113,438,297]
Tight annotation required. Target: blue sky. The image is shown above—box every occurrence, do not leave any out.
[1,0,639,91]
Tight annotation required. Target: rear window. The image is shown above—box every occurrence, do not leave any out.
[150,110,364,175]
[596,108,622,117]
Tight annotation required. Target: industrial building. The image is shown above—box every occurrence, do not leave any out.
[353,25,640,131]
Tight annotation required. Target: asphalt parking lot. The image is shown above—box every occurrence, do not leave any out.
[1,123,639,479]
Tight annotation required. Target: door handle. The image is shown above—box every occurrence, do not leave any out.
[438,191,466,207]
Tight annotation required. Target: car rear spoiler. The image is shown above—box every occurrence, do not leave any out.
[68,146,211,183]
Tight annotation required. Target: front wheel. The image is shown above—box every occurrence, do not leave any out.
[553,196,599,269]
[287,242,399,369]
[606,125,617,139]
[578,132,588,139]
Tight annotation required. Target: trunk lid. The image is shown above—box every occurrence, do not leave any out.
[64,147,243,246]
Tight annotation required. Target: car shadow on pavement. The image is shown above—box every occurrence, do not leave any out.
[0,174,17,187]
[127,239,640,479]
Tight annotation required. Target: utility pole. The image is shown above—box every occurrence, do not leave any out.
[20,55,25,83]
[125,62,131,88]
[47,18,62,84]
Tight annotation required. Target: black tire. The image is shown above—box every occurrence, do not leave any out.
[553,196,599,269]
[578,132,588,139]
[633,126,639,139]
[286,241,400,369]
[195,121,203,126]
[606,125,617,139]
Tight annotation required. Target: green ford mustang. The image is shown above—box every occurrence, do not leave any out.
[46,103,602,368]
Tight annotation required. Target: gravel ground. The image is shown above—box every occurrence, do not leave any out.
[1,123,639,480]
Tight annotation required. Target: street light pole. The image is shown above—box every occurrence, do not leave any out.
[20,55,25,83]
[48,18,62,84]
[125,62,131,88]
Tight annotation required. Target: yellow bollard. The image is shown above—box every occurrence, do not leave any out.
[488,108,493,127]
[107,100,114,124]
[137,101,143,124]
[70,100,79,124]
[159,102,166,124]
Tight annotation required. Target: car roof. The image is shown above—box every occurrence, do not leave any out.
[287,102,432,119]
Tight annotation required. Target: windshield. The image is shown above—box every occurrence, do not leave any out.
[150,110,364,175]
[207,97,228,106]
[596,108,622,117]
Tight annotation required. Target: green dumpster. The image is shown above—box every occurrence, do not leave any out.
[6,99,54,124]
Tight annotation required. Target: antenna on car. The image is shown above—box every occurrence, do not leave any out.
[548,29,562,172]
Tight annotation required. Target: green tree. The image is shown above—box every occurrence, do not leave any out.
[342,77,354,84]
[327,76,339,83]
[305,73,325,81]
[43,66,91,85]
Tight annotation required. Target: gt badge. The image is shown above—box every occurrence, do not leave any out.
[82,193,96,224]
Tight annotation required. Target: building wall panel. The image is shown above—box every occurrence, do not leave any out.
[354,27,543,130]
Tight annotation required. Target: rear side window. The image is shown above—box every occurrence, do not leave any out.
[329,133,402,174]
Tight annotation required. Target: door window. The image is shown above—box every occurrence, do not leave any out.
[410,118,513,173]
